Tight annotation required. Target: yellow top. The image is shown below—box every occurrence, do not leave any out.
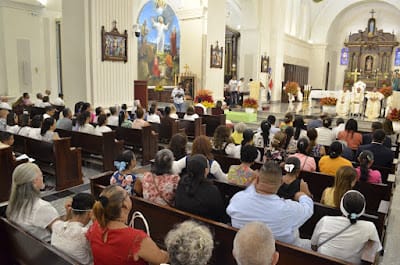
[231,131,243,145]
[321,187,335,207]
[318,155,353,177]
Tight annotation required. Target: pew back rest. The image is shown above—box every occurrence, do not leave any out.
[25,137,55,164]
[201,114,226,137]
[0,147,15,202]
[0,217,82,265]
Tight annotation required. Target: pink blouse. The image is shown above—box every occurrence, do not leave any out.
[142,172,180,206]
[355,167,382,184]
[290,153,316,172]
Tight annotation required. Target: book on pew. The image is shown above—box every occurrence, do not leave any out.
[16,154,35,163]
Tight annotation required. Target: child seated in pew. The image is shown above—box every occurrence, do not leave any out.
[355,151,382,184]
[51,193,95,265]
[183,106,199,121]
[277,157,312,200]
[6,111,20,134]
[311,190,382,264]
[132,107,151,129]
[110,150,141,196]
[6,163,59,242]
[119,109,132,128]
[212,125,235,155]
[227,145,259,186]
[0,130,14,150]
[321,166,357,208]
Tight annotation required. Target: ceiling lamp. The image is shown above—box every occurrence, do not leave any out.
[37,0,48,6]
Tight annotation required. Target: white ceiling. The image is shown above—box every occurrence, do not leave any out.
[9,0,61,11]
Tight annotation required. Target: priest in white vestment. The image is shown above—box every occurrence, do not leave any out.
[350,82,365,117]
[336,87,351,117]
[365,88,384,120]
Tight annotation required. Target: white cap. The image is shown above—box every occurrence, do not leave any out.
[0,102,11,110]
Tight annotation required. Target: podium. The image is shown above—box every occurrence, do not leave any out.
[134,80,148,109]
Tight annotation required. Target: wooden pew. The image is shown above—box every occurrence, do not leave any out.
[90,173,376,265]
[0,147,21,202]
[212,151,263,173]
[56,129,124,171]
[0,217,82,265]
[300,171,391,215]
[157,117,183,143]
[201,114,226,137]
[178,117,206,139]
[131,196,369,265]
[110,125,157,165]
[23,137,84,191]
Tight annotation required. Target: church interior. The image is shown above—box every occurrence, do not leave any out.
[0,0,400,264]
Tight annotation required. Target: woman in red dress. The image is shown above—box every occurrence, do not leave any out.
[87,185,168,265]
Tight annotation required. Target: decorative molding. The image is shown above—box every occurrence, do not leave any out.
[0,0,43,12]
[176,7,205,20]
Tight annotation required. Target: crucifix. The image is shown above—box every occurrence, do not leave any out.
[370,9,375,18]
[350,68,361,83]
[112,20,117,30]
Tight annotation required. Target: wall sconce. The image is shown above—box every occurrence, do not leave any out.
[133,24,140,37]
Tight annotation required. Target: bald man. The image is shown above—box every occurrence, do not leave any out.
[227,161,313,248]
[233,222,279,265]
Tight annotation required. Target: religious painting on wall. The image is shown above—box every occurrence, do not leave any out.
[260,56,269,73]
[340,48,349,65]
[137,0,180,86]
[210,42,223,68]
[180,76,195,100]
[101,22,128,62]
[395,48,400,66]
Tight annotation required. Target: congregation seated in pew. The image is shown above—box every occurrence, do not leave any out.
[278,157,312,200]
[107,106,119,126]
[168,133,188,161]
[76,110,96,134]
[227,145,259,186]
[289,138,316,172]
[110,150,140,196]
[36,117,60,142]
[183,106,199,121]
[56,108,73,131]
[318,141,352,176]
[6,111,20,134]
[337,119,363,151]
[355,151,382,184]
[132,107,151,129]
[212,124,236,155]
[94,114,112,135]
[311,190,382,264]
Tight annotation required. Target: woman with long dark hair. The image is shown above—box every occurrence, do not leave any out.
[293,116,307,140]
[40,117,60,142]
[175,154,225,222]
[338,119,362,150]
[355,151,381,184]
[77,111,95,135]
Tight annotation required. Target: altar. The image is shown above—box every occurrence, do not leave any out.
[308,90,339,103]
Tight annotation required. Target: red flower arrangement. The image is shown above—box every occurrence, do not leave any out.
[388,108,400,121]
[194,89,214,108]
[285,82,299,95]
[320,97,337,106]
[243,98,258,109]
[379,86,392,98]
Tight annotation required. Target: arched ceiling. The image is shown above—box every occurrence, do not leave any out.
[310,0,400,43]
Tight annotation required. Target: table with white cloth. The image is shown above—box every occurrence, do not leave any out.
[308,90,340,105]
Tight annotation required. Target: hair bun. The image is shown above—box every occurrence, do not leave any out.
[99,196,109,208]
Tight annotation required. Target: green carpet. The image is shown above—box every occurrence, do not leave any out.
[226,111,257,122]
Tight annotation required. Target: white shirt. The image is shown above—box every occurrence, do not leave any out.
[332,123,345,138]
[28,128,42,140]
[52,97,65,106]
[195,103,207,114]
[311,216,382,264]
[34,99,43,106]
[51,221,92,265]
[94,125,112,136]
[10,198,59,242]
[147,113,161,123]
[78,124,96,135]
[183,113,199,121]
[229,79,238,92]
[18,126,31,137]
[43,113,51,120]
[316,127,336,146]
[108,115,119,126]
[169,113,178,119]
[172,156,228,182]
[6,125,20,134]
[171,87,185,104]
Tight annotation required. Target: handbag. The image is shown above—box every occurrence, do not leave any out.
[129,211,150,236]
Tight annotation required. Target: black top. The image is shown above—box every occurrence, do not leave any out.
[175,180,225,222]
[277,178,301,200]
[362,133,392,148]
[357,143,394,169]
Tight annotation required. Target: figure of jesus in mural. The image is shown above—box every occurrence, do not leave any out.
[152,16,169,53]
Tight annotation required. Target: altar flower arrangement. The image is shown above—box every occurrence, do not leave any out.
[194,89,214,108]
[388,108,400,121]
[285,82,299,95]
[320,97,337,106]
[154,85,164,92]
[379,86,392,98]
[243,98,258,109]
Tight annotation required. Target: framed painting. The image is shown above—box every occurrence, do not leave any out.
[101,22,128,63]
[180,75,195,100]
[261,55,269,73]
[210,42,223,68]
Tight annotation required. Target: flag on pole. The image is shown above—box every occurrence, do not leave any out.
[268,78,273,90]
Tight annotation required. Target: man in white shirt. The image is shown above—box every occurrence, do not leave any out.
[229,75,238,107]
[53,93,65,106]
[43,106,56,120]
[0,102,11,131]
[34,93,43,106]
[171,82,185,112]
[331,118,345,138]
[237,77,245,105]
[227,161,313,248]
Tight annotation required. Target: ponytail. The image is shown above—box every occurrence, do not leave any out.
[92,200,107,228]
[359,157,369,182]
[40,117,54,136]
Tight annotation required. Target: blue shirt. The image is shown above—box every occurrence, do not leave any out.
[226,184,313,245]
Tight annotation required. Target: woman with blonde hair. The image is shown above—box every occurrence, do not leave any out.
[265,131,287,163]
[321,166,357,208]
[87,185,169,265]
[6,163,59,242]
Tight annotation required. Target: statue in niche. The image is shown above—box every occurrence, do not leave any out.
[351,54,357,71]
[365,56,373,71]
[369,20,375,34]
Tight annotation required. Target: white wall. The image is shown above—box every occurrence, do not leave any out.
[0,3,60,98]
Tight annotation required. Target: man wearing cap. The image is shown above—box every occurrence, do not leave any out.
[227,161,313,248]
[0,102,11,131]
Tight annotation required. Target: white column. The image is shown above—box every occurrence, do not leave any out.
[204,0,226,100]
[0,6,7,95]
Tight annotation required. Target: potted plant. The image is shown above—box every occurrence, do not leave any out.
[285,82,299,103]
[243,98,258,113]
[194,89,215,108]
[320,97,337,114]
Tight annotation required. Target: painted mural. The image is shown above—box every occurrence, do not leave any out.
[137,0,180,86]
